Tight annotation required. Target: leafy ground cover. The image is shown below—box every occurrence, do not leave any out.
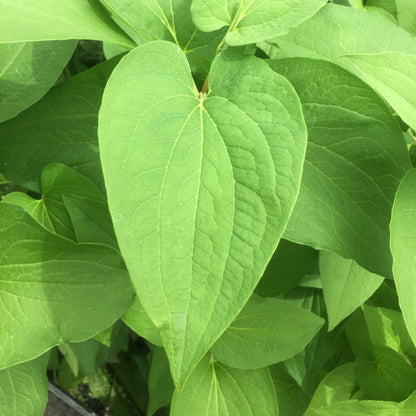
[1,1,416,415]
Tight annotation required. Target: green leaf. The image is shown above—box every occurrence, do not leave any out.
[320,251,384,330]
[271,4,416,132]
[0,354,49,416]
[255,239,318,296]
[0,57,121,193]
[122,297,163,347]
[170,355,278,416]
[345,309,376,358]
[355,345,416,402]
[268,58,411,278]
[391,168,416,349]
[305,363,358,415]
[100,0,222,49]
[269,364,309,416]
[337,52,416,132]
[0,41,76,122]
[191,0,327,46]
[0,203,134,370]
[5,163,116,246]
[0,0,134,47]
[397,0,416,35]
[211,295,324,369]
[99,41,306,386]
[362,305,416,357]
[272,4,416,59]
[147,348,175,416]
[2,192,54,231]
[307,391,416,415]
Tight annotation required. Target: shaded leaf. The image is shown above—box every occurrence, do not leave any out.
[0,40,76,122]
[0,57,121,193]
[355,345,416,401]
[390,168,416,348]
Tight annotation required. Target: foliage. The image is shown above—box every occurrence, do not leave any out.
[1,1,416,415]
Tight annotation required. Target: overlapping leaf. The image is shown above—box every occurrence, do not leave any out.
[191,0,327,46]
[272,3,416,131]
[170,355,278,416]
[320,251,384,330]
[0,203,134,370]
[98,41,307,386]
[4,163,116,247]
[0,0,134,47]
[211,295,324,369]
[390,168,416,348]
[0,57,121,193]
[0,41,76,122]
[268,58,411,277]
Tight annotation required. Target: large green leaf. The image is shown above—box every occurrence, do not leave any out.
[271,4,416,131]
[0,0,134,47]
[170,355,278,416]
[191,0,327,46]
[98,41,306,386]
[0,57,121,193]
[320,251,383,330]
[390,168,416,348]
[211,295,324,369]
[0,41,75,122]
[355,345,416,401]
[0,355,49,416]
[268,58,411,277]
[0,203,134,370]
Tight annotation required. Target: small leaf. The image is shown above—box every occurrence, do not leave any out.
[0,203,134,370]
[0,0,134,47]
[122,297,163,347]
[170,355,278,416]
[191,0,327,46]
[99,41,306,386]
[211,295,324,369]
[0,355,49,416]
[0,41,76,122]
[320,251,383,330]
[355,345,416,402]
